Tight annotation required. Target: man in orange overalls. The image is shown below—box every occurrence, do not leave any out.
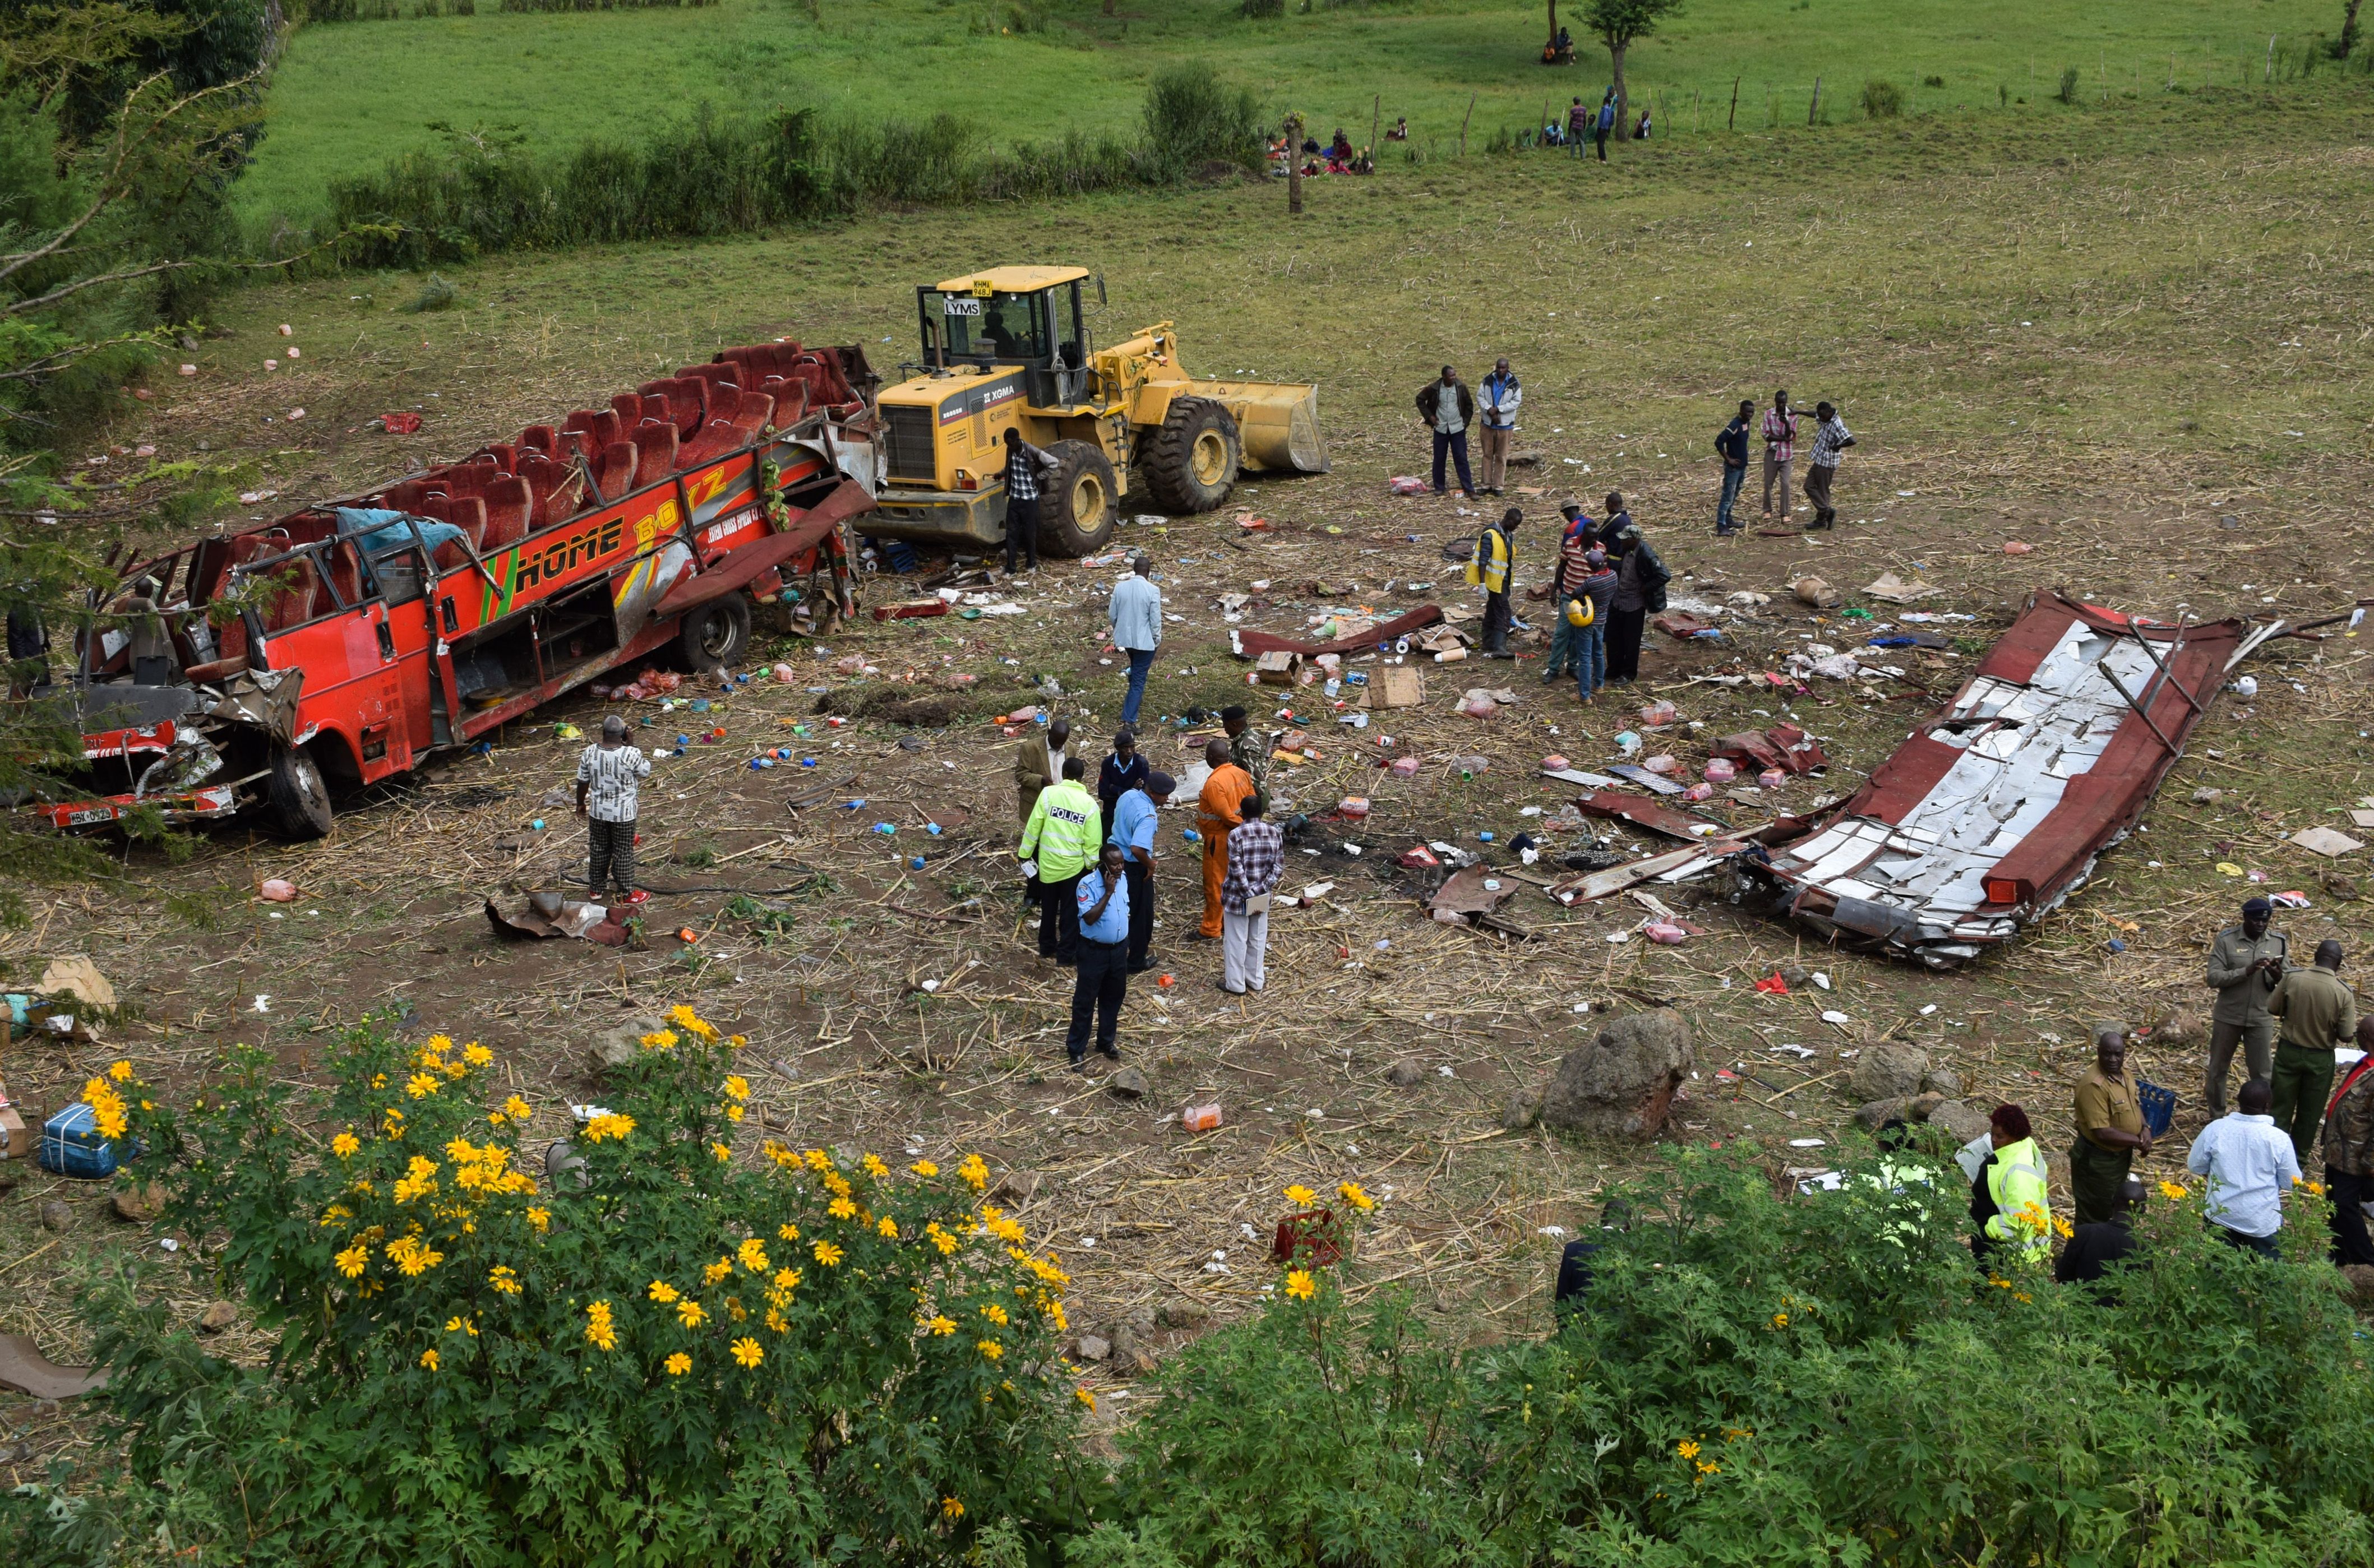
[1195,736,1254,940]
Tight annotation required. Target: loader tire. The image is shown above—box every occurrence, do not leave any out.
[1038,441,1119,558]
[267,744,333,840]
[1140,396,1241,514]
[678,595,752,672]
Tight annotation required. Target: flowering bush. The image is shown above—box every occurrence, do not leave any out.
[1078,1143,2374,1567]
[27,1010,1096,1565]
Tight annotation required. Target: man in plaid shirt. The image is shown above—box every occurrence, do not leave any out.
[1759,390,1799,524]
[574,714,652,905]
[1801,401,1855,531]
[1000,427,1061,575]
[1220,793,1285,995]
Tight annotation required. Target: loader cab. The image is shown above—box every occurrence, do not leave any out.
[918,266,1094,409]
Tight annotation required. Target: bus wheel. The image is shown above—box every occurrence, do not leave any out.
[267,746,333,840]
[678,595,752,671]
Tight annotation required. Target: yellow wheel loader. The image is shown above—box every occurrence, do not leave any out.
[867,265,1330,557]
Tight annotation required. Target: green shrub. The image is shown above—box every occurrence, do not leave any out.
[1142,62,1265,177]
[1083,1144,2374,1566]
[1862,78,1905,117]
[6,1011,1095,1565]
[1240,0,1284,17]
[2057,64,2082,103]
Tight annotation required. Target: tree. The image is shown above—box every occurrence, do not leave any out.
[1581,0,1684,144]
[2336,0,2362,59]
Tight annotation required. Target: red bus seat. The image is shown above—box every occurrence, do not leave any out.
[480,477,533,550]
[518,425,560,457]
[595,442,638,500]
[630,425,678,488]
[638,377,710,438]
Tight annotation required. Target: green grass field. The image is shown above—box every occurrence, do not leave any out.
[235,0,2350,228]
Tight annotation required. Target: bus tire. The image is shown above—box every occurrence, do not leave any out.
[267,745,333,840]
[678,595,752,672]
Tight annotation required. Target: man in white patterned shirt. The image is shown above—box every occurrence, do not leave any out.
[575,715,652,905]
[1801,402,1854,531]
[1759,389,1798,523]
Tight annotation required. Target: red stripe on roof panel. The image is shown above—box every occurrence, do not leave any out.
[1839,733,1965,826]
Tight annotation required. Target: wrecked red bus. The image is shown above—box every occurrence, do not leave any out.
[36,341,880,837]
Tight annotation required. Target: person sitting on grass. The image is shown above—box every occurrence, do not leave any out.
[1386,116,1409,141]
[2056,1174,2145,1291]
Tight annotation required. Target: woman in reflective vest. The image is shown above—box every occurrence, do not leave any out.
[1967,1102,2052,1267]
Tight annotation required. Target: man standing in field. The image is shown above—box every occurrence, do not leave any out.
[1000,427,1060,575]
[1219,792,1284,995]
[1415,365,1476,498]
[1195,737,1254,941]
[1019,755,1101,964]
[1713,399,1752,536]
[2204,896,2287,1117]
[2069,1024,2153,1228]
[1542,503,1595,683]
[1065,843,1132,1071]
[1013,715,1070,826]
[1595,91,1615,161]
[1801,401,1855,530]
[2321,1019,2374,1266]
[1107,552,1162,728]
[1477,358,1521,497]
[2266,940,2356,1164]
[575,714,652,906]
[1760,389,1799,523]
[1473,506,1521,659]
[1222,704,1271,798]
[1109,769,1172,974]
[1565,97,1591,156]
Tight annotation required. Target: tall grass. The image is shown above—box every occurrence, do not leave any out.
[325,66,1264,266]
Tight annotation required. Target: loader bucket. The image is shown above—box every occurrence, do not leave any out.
[1189,379,1331,475]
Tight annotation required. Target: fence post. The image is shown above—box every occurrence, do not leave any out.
[1459,91,1476,156]
[1808,76,1821,124]
[1728,75,1739,129]
[2265,34,2276,82]
[1370,94,1380,163]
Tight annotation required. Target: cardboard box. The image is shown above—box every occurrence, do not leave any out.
[1255,650,1302,686]
[1362,666,1424,709]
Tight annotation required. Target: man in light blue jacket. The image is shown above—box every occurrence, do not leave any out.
[1108,552,1163,727]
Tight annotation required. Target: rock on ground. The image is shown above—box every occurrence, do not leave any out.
[39,1199,70,1232]
[1385,1060,1426,1088]
[1929,1099,1990,1145]
[1500,1088,1543,1131]
[1849,1042,1928,1101]
[1922,1067,1963,1098]
[1540,1011,1694,1140]
[584,1017,667,1079]
[110,1182,166,1223]
[198,1301,238,1334]
[1107,1066,1148,1099]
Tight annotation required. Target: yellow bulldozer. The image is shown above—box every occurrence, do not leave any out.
[866,265,1329,557]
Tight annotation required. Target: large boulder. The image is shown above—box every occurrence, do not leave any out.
[584,1016,668,1079]
[1540,1011,1694,1139]
[1849,1042,1928,1101]
[1929,1099,1991,1145]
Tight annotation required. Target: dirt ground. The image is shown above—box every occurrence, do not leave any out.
[5,87,2373,1468]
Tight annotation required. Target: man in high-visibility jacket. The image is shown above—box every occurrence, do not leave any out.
[1471,506,1522,658]
[1019,756,1101,964]
[1966,1102,2052,1268]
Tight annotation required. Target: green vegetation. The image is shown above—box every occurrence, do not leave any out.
[236,0,2349,230]
[16,1021,2371,1564]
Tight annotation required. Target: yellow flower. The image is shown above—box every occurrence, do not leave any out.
[802,1148,835,1172]
[445,1315,467,1333]
[2159,1181,2190,1201]
[640,1029,679,1052]
[738,1239,770,1274]
[942,1497,965,1520]
[926,1223,960,1256]
[1677,1440,1702,1460]
[334,1243,370,1278]
[582,1112,635,1143]
[927,1315,957,1335]
[108,1060,134,1083]
[1338,1181,1375,1213]
[420,1348,440,1371]
[777,1223,801,1242]
[585,1300,617,1350]
[813,1240,844,1266]
[2300,1178,2328,1197]
[1284,1183,1318,1207]
[877,1216,899,1238]
[332,1132,361,1158]
[773,1267,802,1292]
[405,1073,440,1099]
[730,1336,763,1368]
[862,1153,890,1178]
[502,1095,532,1123]
[980,1303,1010,1326]
[526,1206,551,1233]
[911,1159,939,1178]
[958,1154,989,1191]
[827,1196,857,1220]
[2053,1217,2075,1240]
[704,1256,735,1285]
[463,1043,493,1068]
[1285,1269,1317,1301]
[976,1339,1003,1361]
[386,1234,445,1276]
[711,1142,734,1164]
[425,1034,455,1054]
[1075,1386,1096,1411]
[677,1299,708,1329]
[665,1352,691,1376]
[488,1265,523,1296]
[649,1280,681,1304]
[723,1103,745,1123]
[1771,1312,1789,1328]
